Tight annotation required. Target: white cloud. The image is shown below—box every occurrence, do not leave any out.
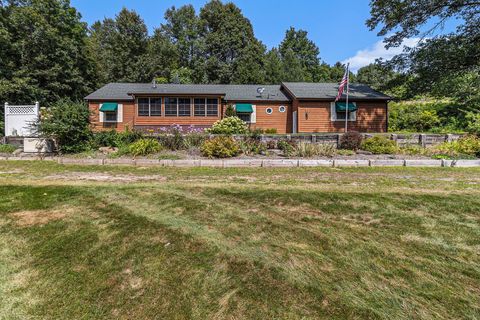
[343,38,421,73]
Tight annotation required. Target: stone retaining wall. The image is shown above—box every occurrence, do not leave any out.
[224,133,464,148]
[1,157,479,168]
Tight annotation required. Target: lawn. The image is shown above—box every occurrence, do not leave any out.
[0,161,479,319]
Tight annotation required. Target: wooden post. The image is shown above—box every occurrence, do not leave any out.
[419,134,427,147]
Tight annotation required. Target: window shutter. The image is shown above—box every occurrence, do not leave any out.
[99,104,104,123]
[330,102,336,121]
[117,104,123,122]
[251,105,256,123]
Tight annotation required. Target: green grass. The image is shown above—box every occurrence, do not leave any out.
[0,161,479,319]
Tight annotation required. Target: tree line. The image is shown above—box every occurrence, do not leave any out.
[0,0,353,106]
[0,0,478,133]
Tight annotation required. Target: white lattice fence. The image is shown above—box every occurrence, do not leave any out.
[4,102,39,136]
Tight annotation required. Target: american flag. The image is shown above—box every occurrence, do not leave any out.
[335,63,349,102]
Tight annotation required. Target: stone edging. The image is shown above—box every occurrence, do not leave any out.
[1,156,480,168]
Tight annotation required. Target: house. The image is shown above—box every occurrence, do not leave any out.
[85,82,391,134]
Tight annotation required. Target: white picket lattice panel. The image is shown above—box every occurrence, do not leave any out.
[4,102,39,137]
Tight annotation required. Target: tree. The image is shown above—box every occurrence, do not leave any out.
[199,0,266,84]
[146,28,179,82]
[356,62,397,90]
[279,27,321,81]
[281,49,305,82]
[0,0,94,105]
[90,8,150,84]
[264,48,284,84]
[367,0,480,108]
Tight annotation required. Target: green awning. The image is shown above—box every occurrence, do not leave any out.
[99,102,118,112]
[335,102,357,112]
[235,103,253,113]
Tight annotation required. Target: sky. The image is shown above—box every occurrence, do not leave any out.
[71,0,460,73]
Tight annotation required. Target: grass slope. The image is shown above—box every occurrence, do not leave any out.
[0,161,479,319]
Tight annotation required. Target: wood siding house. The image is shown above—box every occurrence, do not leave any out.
[85,82,390,134]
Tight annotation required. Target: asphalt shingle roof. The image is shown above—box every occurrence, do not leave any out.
[84,82,390,102]
[281,82,391,100]
[85,83,290,102]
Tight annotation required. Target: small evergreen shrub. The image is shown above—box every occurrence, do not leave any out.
[0,144,17,153]
[361,136,398,154]
[225,105,236,117]
[339,131,363,150]
[128,139,162,156]
[206,117,248,135]
[201,137,240,158]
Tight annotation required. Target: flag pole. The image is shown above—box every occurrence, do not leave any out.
[344,63,350,133]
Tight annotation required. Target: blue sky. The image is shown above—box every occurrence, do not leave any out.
[71,0,460,72]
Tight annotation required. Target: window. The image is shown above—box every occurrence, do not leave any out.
[279,106,286,113]
[104,111,117,122]
[266,108,273,115]
[150,98,162,116]
[165,97,178,116]
[165,97,191,116]
[178,98,191,116]
[138,98,150,116]
[331,102,357,122]
[206,99,218,116]
[237,113,251,123]
[193,98,218,117]
[138,97,162,116]
[194,98,206,116]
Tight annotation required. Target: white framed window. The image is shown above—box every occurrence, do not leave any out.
[266,107,273,115]
[279,106,286,113]
[137,97,162,116]
[331,102,357,122]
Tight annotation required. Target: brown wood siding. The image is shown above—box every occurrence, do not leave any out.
[297,101,387,133]
[89,101,135,132]
[249,102,291,134]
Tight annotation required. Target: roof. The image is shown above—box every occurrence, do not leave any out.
[281,82,391,100]
[84,82,390,102]
[85,83,290,102]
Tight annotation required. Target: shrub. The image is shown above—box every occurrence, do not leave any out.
[434,135,480,157]
[238,138,267,156]
[278,140,297,157]
[116,128,143,146]
[294,142,336,157]
[201,137,240,158]
[337,149,356,156]
[128,138,162,156]
[183,132,207,149]
[361,136,398,154]
[92,130,118,148]
[339,131,363,150]
[35,99,92,153]
[397,145,425,156]
[264,128,277,134]
[0,144,17,153]
[206,117,248,135]
[465,112,480,135]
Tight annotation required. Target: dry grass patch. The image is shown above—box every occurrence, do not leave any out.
[12,207,76,227]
